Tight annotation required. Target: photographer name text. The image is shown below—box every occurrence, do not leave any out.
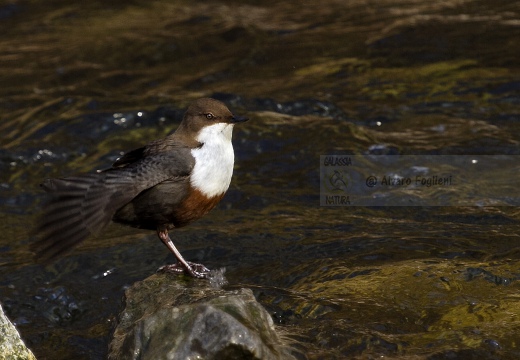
[371,175,453,188]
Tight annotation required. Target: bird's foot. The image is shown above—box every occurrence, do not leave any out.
[157,261,211,279]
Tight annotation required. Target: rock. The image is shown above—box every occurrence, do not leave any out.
[108,273,302,360]
[0,303,36,360]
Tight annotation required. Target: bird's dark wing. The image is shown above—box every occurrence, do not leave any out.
[32,146,194,261]
[111,146,146,168]
[102,138,178,171]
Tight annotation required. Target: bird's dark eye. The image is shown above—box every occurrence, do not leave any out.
[205,113,214,120]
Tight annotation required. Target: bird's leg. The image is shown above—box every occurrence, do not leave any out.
[156,228,210,279]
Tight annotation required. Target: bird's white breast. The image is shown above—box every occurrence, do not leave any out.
[190,123,235,198]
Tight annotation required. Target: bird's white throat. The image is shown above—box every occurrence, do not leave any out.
[190,123,235,198]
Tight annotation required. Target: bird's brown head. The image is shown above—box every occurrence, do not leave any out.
[176,98,248,138]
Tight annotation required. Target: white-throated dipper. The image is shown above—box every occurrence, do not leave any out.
[33,98,248,278]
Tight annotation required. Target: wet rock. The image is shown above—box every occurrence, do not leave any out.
[108,273,301,360]
[0,303,36,360]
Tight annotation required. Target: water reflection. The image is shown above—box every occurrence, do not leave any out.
[1,0,520,359]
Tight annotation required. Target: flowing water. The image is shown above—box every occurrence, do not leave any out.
[1,1,520,359]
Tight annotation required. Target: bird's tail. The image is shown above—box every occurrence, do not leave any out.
[32,173,118,261]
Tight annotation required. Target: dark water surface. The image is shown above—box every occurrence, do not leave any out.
[1,1,520,359]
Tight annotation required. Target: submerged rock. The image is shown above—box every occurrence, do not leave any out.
[0,304,36,360]
[108,273,301,360]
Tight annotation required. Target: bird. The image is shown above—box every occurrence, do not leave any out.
[32,98,248,278]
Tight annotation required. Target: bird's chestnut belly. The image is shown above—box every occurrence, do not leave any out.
[172,187,225,227]
[112,182,225,230]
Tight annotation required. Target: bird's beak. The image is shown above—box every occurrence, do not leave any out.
[230,115,249,123]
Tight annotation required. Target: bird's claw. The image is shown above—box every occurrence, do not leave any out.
[157,261,211,279]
